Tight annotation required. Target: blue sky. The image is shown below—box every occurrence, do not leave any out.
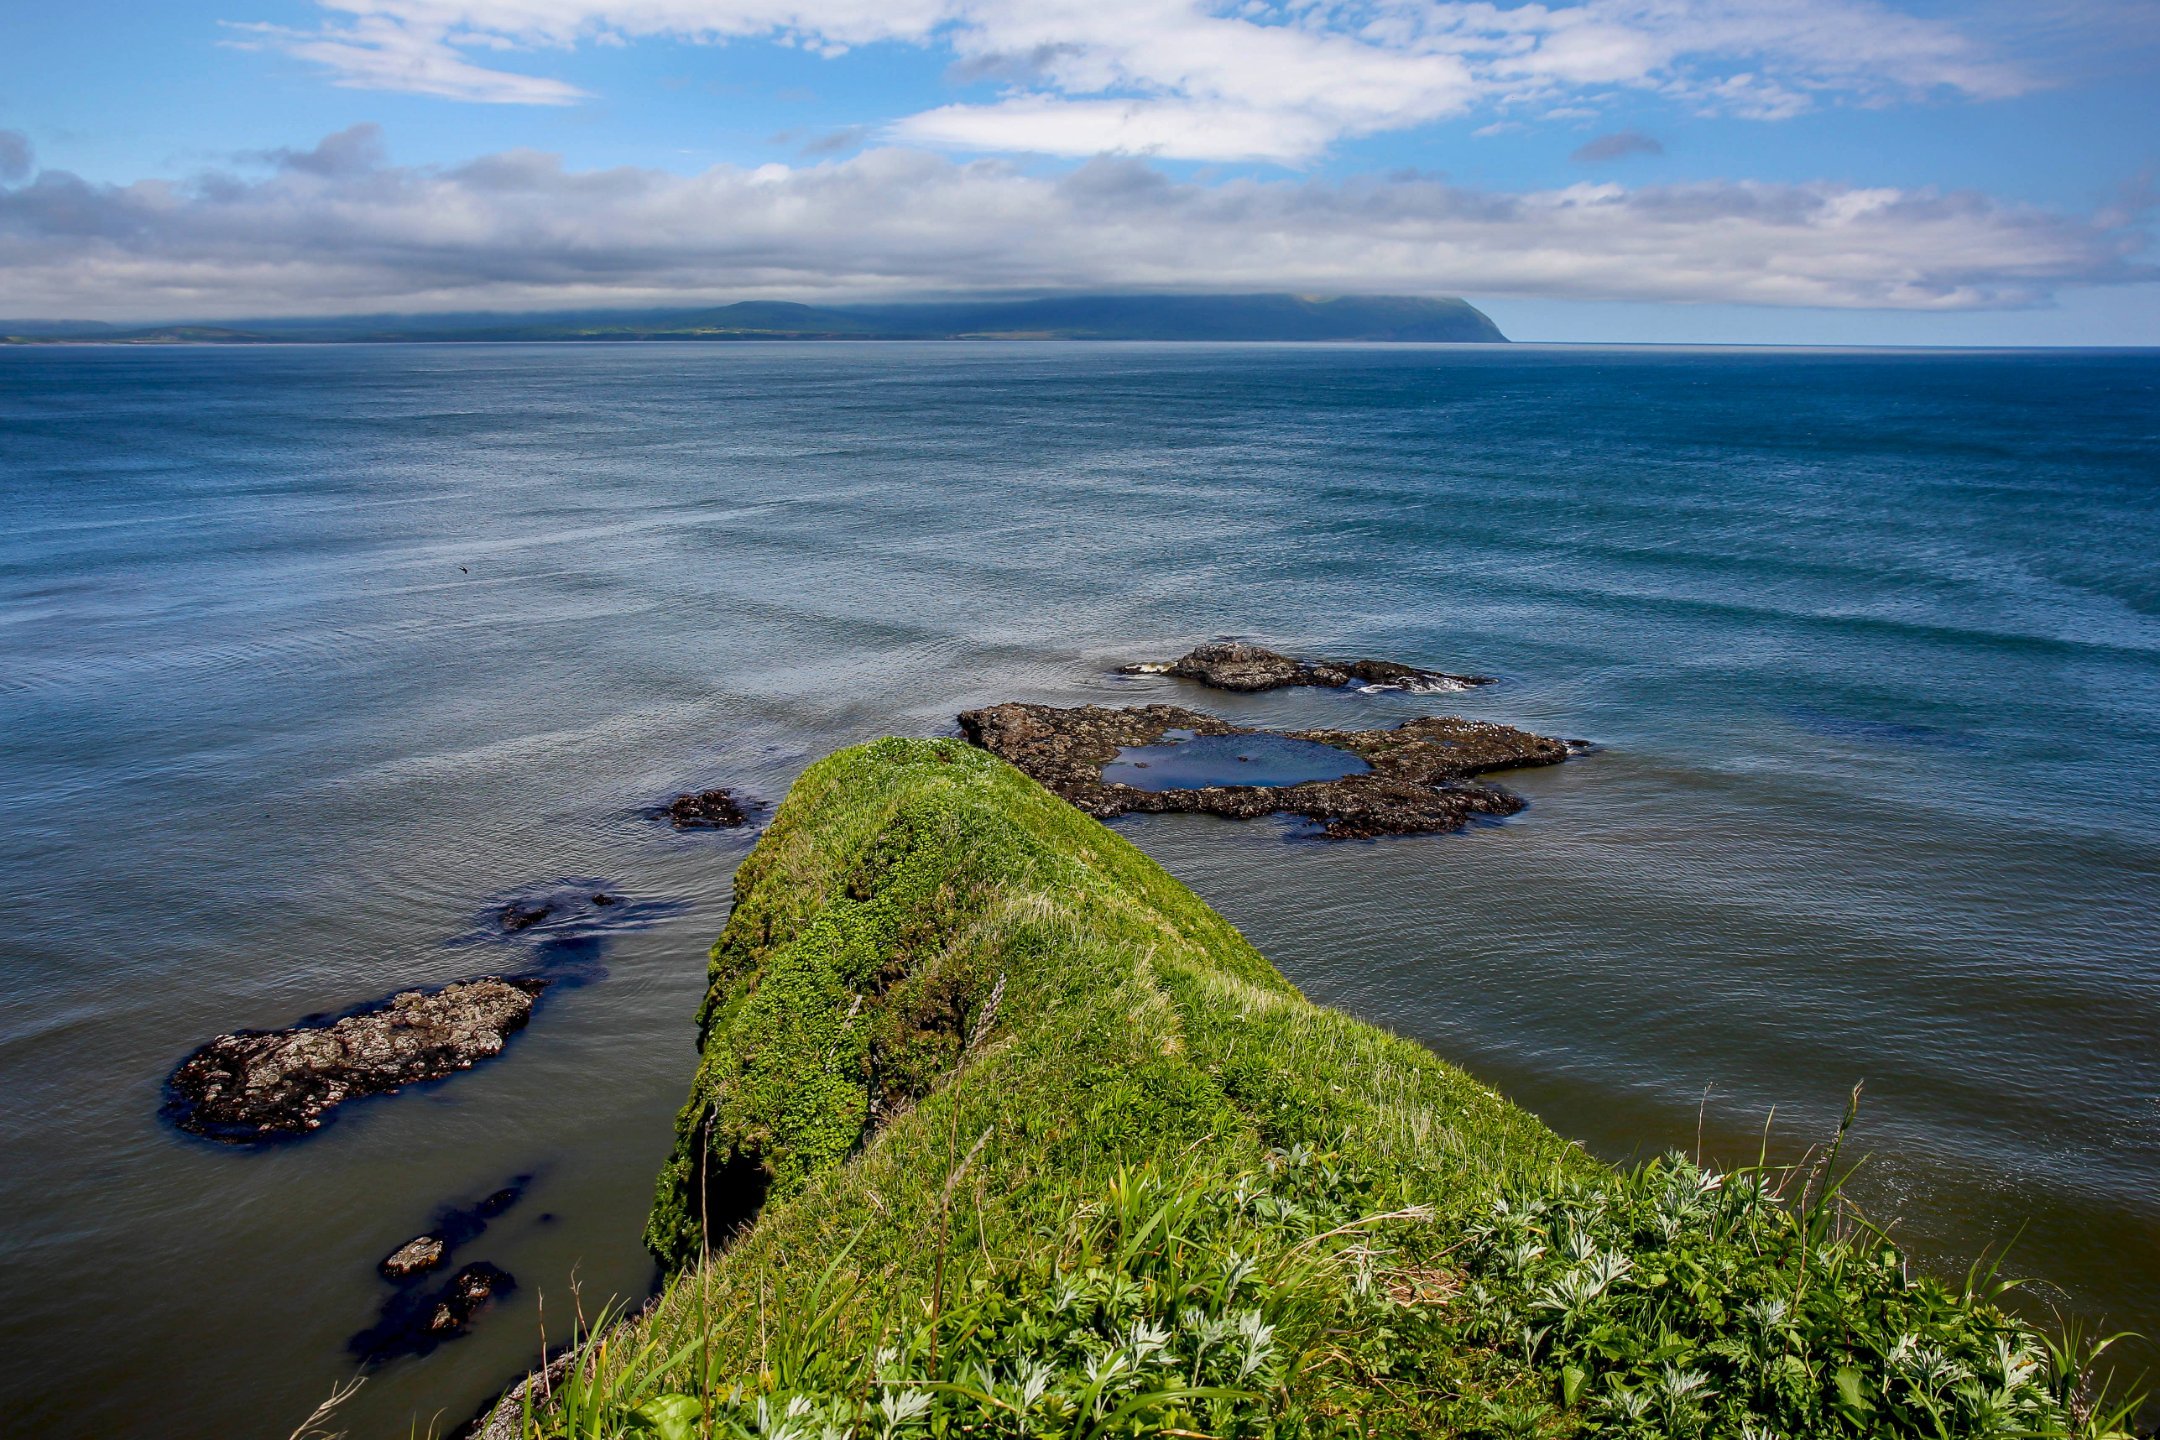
[3,0,2156,341]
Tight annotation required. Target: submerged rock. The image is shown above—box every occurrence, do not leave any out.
[1121,640,1492,694]
[500,900,553,932]
[351,1261,517,1362]
[380,1235,446,1279]
[959,702,1571,839]
[665,787,750,829]
[428,1263,513,1334]
[376,1173,531,1292]
[168,977,548,1141]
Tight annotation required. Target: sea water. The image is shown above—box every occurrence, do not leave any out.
[2,342,2155,1437]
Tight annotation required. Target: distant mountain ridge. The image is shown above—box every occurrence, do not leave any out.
[2,294,1507,344]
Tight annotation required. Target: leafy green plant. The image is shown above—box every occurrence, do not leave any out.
[1452,1143,2142,1438]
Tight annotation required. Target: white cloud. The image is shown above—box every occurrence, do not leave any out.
[894,98,1351,164]
[0,127,2144,320]
[231,0,2034,160]
[224,16,589,104]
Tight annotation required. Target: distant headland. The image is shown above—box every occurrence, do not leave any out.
[0,293,1506,345]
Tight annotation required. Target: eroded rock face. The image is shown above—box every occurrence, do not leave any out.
[959,702,1571,839]
[1122,640,1493,694]
[168,977,548,1141]
[666,787,750,829]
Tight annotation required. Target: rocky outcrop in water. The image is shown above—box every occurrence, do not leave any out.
[427,1263,513,1334]
[501,901,554,931]
[502,890,620,932]
[380,1235,446,1278]
[168,977,547,1141]
[958,702,1571,839]
[666,787,750,829]
[352,1260,518,1362]
[1121,640,1492,694]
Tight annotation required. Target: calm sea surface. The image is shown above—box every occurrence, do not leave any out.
[2,342,2156,1437]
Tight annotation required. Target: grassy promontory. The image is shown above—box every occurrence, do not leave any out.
[516,738,2130,1439]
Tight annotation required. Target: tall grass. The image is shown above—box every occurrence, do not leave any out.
[526,1148,1464,1438]
[521,1143,2143,1438]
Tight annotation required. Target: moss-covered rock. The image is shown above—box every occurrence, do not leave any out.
[644,736,1290,1264]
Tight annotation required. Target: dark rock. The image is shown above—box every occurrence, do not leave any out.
[380,1235,446,1278]
[434,1175,529,1247]
[168,977,548,1141]
[465,1348,579,1440]
[666,787,750,829]
[501,900,553,931]
[377,1173,529,1291]
[959,702,1574,840]
[352,1261,518,1361]
[428,1263,513,1333]
[1121,639,1493,694]
[459,1287,671,1438]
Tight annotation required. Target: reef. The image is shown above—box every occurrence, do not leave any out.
[1121,639,1492,693]
[167,977,547,1141]
[957,701,1571,839]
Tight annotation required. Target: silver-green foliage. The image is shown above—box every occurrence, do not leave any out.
[1456,1149,2126,1437]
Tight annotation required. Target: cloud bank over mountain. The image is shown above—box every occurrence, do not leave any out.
[6,2,2151,328]
[1,125,2144,322]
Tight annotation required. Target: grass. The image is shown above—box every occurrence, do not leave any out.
[505,737,2139,1439]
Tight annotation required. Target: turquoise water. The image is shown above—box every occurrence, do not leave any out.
[1,342,2155,1437]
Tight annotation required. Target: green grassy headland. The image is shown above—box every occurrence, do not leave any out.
[512,738,2135,1440]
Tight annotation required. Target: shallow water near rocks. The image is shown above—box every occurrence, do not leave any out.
[2,342,2157,1438]
[1102,730,1372,790]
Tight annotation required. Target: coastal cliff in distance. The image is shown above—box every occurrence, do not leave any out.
[485,738,2110,1440]
[1,293,1506,345]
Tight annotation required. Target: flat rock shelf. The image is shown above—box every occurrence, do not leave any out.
[958,702,1573,838]
[166,977,548,1142]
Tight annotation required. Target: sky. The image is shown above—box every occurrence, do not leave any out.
[2,0,2157,342]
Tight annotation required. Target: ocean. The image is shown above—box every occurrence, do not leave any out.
[1,341,2155,1437]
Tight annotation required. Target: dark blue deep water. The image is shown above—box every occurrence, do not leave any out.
[1,342,2156,1438]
